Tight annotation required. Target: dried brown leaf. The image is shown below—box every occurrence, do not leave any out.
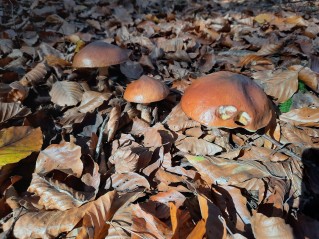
[78,91,111,113]
[131,204,173,239]
[280,107,319,127]
[19,62,49,86]
[106,105,121,142]
[238,54,272,68]
[13,191,134,239]
[50,81,83,106]
[45,55,71,67]
[28,173,91,211]
[253,69,298,103]
[166,104,201,131]
[185,155,286,186]
[0,102,30,124]
[150,189,186,208]
[175,137,222,156]
[198,195,226,239]
[105,172,150,192]
[290,65,318,92]
[281,123,314,148]
[0,126,43,167]
[109,146,152,173]
[256,43,282,56]
[36,141,83,177]
[251,213,293,239]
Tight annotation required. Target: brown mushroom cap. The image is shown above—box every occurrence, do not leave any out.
[72,41,129,68]
[180,71,273,132]
[124,75,170,104]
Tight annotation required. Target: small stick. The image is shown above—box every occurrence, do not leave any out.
[261,134,302,161]
[95,115,109,161]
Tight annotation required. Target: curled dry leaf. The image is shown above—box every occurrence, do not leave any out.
[35,141,83,177]
[238,54,273,68]
[251,213,293,239]
[0,102,30,123]
[28,173,91,211]
[106,105,121,142]
[256,43,282,56]
[7,81,29,102]
[175,137,223,156]
[289,65,318,92]
[131,204,173,239]
[105,172,150,192]
[198,194,226,239]
[150,189,186,208]
[49,80,83,106]
[45,55,72,67]
[166,104,201,132]
[13,191,134,239]
[77,91,111,113]
[281,123,314,148]
[19,62,49,86]
[0,126,42,167]
[109,146,152,173]
[280,107,319,127]
[253,69,298,103]
[185,155,286,186]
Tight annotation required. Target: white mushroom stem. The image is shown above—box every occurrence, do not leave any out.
[136,103,152,124]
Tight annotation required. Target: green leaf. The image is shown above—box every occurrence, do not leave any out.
[0,126,43,167]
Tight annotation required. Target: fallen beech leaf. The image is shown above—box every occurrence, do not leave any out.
[198,194,226,239]
[185,155,286,185]
[105,172,150,192]
[238,54,272,68]
[0,102,30,123]
[289,65,318,92]
[280,107,319,127]
[254,13,276,24]
[106,105,121,142]
[13,191,134,239]
[28,173,91,210]
[19,62,49,86]
[281,123,314,148]
[36,141,83,177]
[254,69,298,103]
[251,213,293,239]
[256,43,282,56]
[169,202,193,239]
[0,126,42,167]
[77,91,111,113]
[50,81,83,106]
[166,104,201,131]
[109,146,152,173]
[186,219,206,239]
[131,204,173,239]
[150,189,186,208]
[175,137,222,156]
[45,55,71,67]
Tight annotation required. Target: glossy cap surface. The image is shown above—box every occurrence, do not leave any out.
[72,41,129,68]
[124,75,170,104]
[180,71,273,132]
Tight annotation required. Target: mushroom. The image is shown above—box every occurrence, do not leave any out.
[72,40,129,90]
[124,75,170,123]
[180,71,273,132]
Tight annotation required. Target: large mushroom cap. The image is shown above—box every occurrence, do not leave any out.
[72,41,129,68]
[180,71,274,132]
[124,75,170,104]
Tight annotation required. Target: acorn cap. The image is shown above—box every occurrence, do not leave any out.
[72,41,129,68]
[124,75,170,104]
[180,71,273,132]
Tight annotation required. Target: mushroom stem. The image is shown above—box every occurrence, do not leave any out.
[137,103,152,124]
[97,67,110,92]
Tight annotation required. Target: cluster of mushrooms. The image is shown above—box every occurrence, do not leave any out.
[72,40,274,132]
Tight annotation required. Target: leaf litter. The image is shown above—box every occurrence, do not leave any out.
[0,0,319,238]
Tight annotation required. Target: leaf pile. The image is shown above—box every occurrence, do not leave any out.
[1,0,319,238]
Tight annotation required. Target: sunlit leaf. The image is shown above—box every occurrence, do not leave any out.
[0,127,42,167]
[0,102,30,123]
[49,80,83,106]
[251,213,293,239]
[280,107,319,127]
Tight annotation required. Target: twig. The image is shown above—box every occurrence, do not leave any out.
[95,115,109,161]
[261,134,302,161]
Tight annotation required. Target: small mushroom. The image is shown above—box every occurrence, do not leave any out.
[180,71,274,132]
[124,75,170,123]
[72,40,129,90]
